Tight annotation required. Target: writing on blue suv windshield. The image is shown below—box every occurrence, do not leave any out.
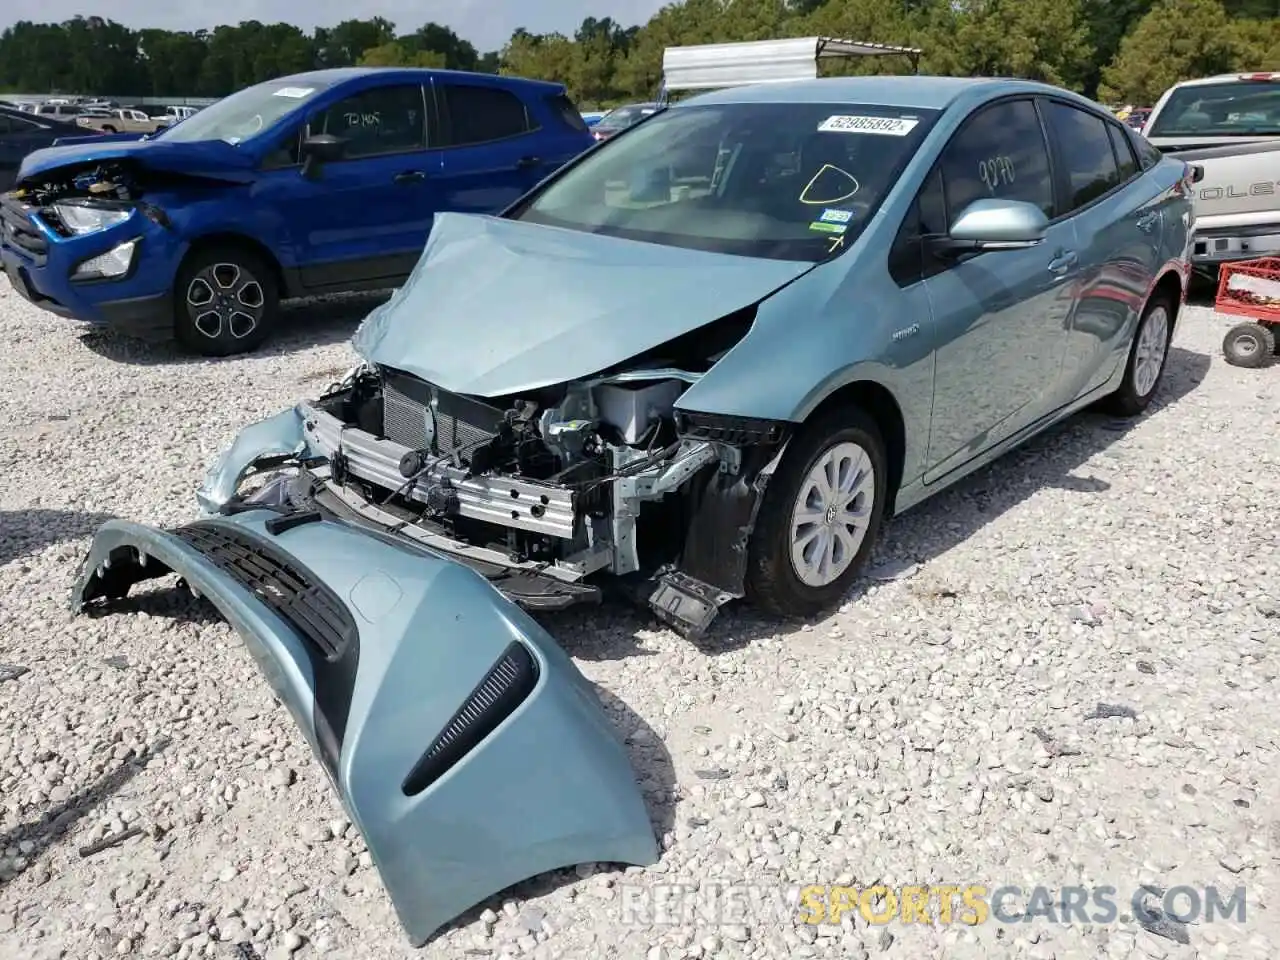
[516,101,938,262]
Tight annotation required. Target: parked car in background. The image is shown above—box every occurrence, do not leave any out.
[1142,72,1280,267]
[164,105,201,122]
[74,108,171,135]
[590,101,659,141]
[0,105,99,190]
[31,103,85,121]
[1,67,595,355]
[1124,108,1150,129]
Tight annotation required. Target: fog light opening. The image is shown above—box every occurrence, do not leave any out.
[72,239,137,281]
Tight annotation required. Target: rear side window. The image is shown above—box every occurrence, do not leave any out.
[545,93,588,133]
[1043,101,1121,212]
[937,99,1055,219]
[440,84,531,146]
[1128,127,1162,170]
[1107,122,1139,181]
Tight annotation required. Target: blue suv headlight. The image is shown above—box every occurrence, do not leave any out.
[51,201,132,235]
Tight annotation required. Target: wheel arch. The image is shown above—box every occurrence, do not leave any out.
[798,379,907,515]
[179,232,287,301]
[1149,267,1184,329]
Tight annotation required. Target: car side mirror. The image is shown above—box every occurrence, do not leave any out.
[929,198,1049,258]
[300,133,347,178]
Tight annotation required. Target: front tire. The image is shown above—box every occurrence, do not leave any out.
[1221,322,1275,368]
[1101,294,1174,417]
[746,407,889,618]
[174,245,278,357]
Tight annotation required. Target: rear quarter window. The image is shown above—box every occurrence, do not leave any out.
[545,94,588,133]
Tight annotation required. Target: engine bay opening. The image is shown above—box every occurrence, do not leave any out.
[259,347,787,635]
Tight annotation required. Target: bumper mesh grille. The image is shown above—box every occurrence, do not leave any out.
[172,521,357,661]
[401,641,539,795]
[1,197,48,265]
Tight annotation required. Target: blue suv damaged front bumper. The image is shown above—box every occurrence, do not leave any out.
[1,193,181,336]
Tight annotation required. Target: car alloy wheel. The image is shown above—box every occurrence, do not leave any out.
[788,440,877,588]
[1131,303,1170,398]
[185,262,266,341]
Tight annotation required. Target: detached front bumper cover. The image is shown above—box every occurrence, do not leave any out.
[71,509,659,945]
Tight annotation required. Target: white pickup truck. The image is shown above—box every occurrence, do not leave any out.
[1142,72,1280,269]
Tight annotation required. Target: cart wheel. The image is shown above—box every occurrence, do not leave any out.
[1222,322,1275,368]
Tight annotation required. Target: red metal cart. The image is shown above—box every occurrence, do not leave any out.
[1215,257,1280,368]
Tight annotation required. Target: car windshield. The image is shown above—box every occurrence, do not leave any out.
[156,79,332,145]
[516,101,938,262]
[599,105,654,129]
[1148,80,1280,137]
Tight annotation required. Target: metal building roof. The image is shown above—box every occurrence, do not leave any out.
[661,37,924,93]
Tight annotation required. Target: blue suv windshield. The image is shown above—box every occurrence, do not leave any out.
[156,79,335,145]
[516,101,938,262]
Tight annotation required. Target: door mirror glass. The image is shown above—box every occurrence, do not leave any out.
[301,133,347,163]
[948,198,1048,248]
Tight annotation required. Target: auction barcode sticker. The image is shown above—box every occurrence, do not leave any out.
[817,115,919,136]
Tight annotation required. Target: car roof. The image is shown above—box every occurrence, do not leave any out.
[271,66,566,94]
[676,75,1089,112]
[1166,72,1279,88]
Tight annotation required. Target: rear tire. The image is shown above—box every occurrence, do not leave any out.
[745,407,889,618]
[174,245,278,357]
[1101,293,1174,417]
[1222,322,1275,368]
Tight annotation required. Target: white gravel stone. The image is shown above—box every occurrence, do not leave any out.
[0,279,1278,960]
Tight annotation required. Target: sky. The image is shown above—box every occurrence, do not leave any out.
[3,0,666,53]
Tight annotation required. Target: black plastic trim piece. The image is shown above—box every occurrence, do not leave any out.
[264,510,323,536]
[402,641,539,796]
[676,410,790,446]
[172,521,356,662]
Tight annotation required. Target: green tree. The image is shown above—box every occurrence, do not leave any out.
[403,22,478,70]
[357,42,446,68]
[139,28,207,96]
[943,0,1093,89]
[1078,0,1156,98]
[1100,0,1245,103]
[315,18,397,67]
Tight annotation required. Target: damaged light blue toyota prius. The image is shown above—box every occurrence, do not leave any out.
[73,75,1195,944]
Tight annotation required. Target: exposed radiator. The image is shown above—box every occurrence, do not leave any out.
[380,370,503,464]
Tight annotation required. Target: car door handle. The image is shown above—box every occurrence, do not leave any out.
[393,170,426,184]
[1047,251,1078,275]
[515,156,541,169]
[1136,211,1159,233]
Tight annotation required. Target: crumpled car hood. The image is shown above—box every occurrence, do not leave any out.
[17,137,255,185]
[351,212,814,397]
[71,507,659,945]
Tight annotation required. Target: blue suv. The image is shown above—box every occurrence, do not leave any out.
[0,68,594,355]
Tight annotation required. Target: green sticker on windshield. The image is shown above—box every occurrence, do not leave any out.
[809,221,847,234]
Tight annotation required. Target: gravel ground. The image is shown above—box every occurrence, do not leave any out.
[0,278,1277,960]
